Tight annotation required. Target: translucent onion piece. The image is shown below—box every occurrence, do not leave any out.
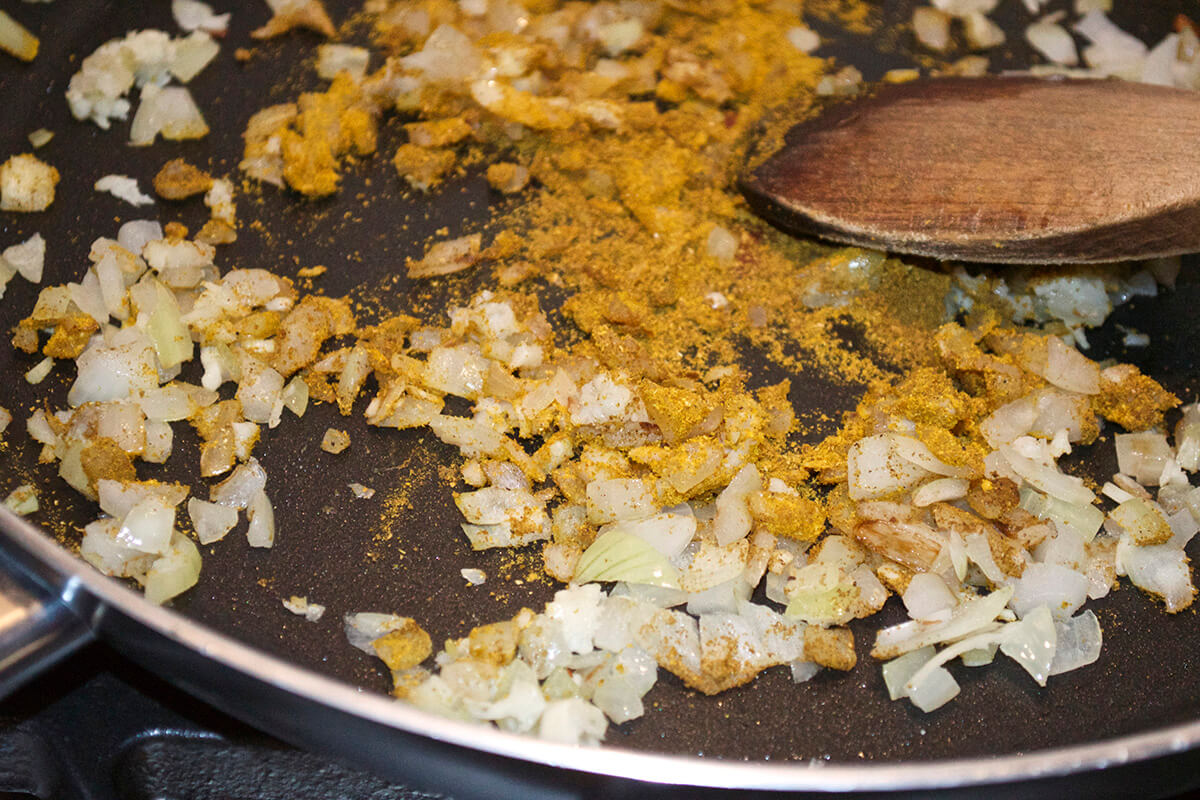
[846,434,933,501]
[143,533,201,605]
[187,497,238,544]
[210,458,267,509]
[1019,487,1104,541]
[1043,335,1100,394]
[872,585,1013,660]
[1115,432,1173,487]
[999,445,1094,506]
[998,605,1056,686]
[1011,562,1089,620]
[574,530,681,589]
[1115,536,1195,612]
[1049,610,1102,676]
[537,697,607,745]
[902,573,957,621]
[905,663,960,712]
[116,496,176,555]
[881,645,936,701]
[603,509,696,560]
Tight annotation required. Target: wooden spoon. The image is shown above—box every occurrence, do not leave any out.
[740,76,1200,264]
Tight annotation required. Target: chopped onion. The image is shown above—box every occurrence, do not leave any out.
[1049,610,1102,676]
[1019,487,1103,541]
[1011,562,1089,619]
[585,478,656,524]
[0,10,38,62]
[712,464,760,546]
[130,85,209,146]
[537,697,607,745]
[3,485,38,515]
[998,605,1056,686]
[187,497,238,544]
[1109,497,1173,546]
[245,489,274,548]
[116,496,176,555]
[912,477,969,507]
[2,233,45,283]
[1115,432,1173,486]
[602,510,696,560]
[881,645,936,701]
[574,530,681,589]
[902,573,957,621]
[1043,335,1099,395]
[1026,18,1078,66]
[872,585,1013,660]
[1115,536,1195,612]
[210,458,267,509]
[913,7,952,52]
[999,444,1094,506]
[95,175,155,207]
[142,533,201,605]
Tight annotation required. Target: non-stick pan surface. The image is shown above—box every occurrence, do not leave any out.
[2,0,1199,791]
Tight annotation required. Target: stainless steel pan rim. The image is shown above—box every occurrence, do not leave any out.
[3,506,1198,794]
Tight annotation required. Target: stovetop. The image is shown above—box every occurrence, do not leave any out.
[0,644,441,800]
[2,643,1199,800]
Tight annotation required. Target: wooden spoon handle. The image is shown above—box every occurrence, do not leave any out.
[741,77,1200,264]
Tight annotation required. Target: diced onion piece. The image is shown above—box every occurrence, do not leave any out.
[1109,497,1173,546]
[603,510,696,560]
[1000,444,1094,506]
[116,496,176,555]
[282,595,326,622]
[912,477,969,507]
[130,85,209,146]
[1026,17,1079,65]
[1115,536,1195,612]
[145,280,194,369]
[998,605,1056,686]
[574,530,681,589]
[906,663,960,712]
[24,357,53,384]
[344,612,417,655]
[1011,562,1089,620]
[246,489,275,548]
[143,533,202,605]
[847,434,931,501]
[913,7,952,51]
[210,458,267,509]
[537,697,607,745]
[1049,610,1102,676]
[172,0,230,35]
[3,484,38,515]
[1018,487,1103,541]
[317,44,370,80]
[1043,335,1099,394]
[95,175,155,207]
[1115,432,1173,486]
[586,478,656,524]
[1174,403,1200,472]
[407,234,482,278]
[2,233,45,283]
[0,10,38,62]
[281,375,309,417]
[187,497,238,544]
[872,585,1013,660]
[902,573,957,621]
[881,645,937,701]
[712,464,760,545]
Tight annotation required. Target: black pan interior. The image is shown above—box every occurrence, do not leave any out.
[1,0,1198,765]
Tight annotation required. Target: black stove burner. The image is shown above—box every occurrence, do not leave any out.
[0,644,441,800]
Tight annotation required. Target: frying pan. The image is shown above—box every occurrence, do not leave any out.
[2,1,1200,797]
